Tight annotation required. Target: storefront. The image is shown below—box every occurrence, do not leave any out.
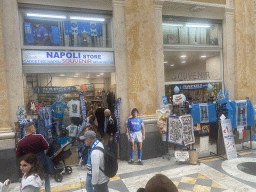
[19,7,116,165]
[161,14,224,156]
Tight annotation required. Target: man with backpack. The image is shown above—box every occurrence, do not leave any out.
[81,130,116,192]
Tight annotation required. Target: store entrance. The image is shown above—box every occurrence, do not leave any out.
[24,72,116,165]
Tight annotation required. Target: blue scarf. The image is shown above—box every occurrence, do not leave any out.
[87,139,99,175]
[87,139,99,166]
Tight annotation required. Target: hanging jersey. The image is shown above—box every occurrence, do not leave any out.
[66,124,78,137]
[33,26,49,42]
[51,101,67,118]
[67,100,81,117]
[191,103,217,124]
[127,117,144,132]
[35,103,42,113]
[38,107,52,128]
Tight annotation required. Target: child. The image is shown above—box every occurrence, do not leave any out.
[19,153,45,192]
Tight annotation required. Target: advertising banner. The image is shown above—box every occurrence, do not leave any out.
[179,115,195,146]
[221,119,237,160]
[33,86,76,94]
[22,50,114,65]
[167,116,183,146]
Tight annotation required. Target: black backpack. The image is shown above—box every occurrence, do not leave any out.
[93,142,118,178]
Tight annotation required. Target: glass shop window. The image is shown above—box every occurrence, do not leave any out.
[22,12,112,48]
[162,22,220,46]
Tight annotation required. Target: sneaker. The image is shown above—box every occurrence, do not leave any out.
[138,161,143,165]
[128,160,134,164]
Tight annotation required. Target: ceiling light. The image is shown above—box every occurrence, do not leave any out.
[27,13,66,19]
[70,16,105,22]
[100,73,104,75]
[182,61,186,64]
[180,55,186,58]
[164,61,168,63]
[201,55,207,58]
[162,23,183,27]
[170,64,175,67]
[60,74,65,77]
[186,24,210,28]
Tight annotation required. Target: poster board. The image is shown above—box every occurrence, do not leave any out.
[199,103,209,123]
[236,100,247,127]
[179,115,195,146]
[157,108,170,134]
[221,119,237,160]
[167,116,183,146]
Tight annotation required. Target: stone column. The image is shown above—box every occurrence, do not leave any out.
[223,7,236,100]
[0,0,20,182]
[112,0,130,134]
[233,0,256,104]
[154,2,165,107]
[125,0,158,116]
[2,0,25,128]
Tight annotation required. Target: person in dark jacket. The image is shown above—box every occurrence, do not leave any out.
[104,109,117,142]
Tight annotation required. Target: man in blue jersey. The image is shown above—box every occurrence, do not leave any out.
[33,23,49,45]
[126,108,145,165]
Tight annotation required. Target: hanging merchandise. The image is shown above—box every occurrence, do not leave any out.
[102,89,107,109]
[38,107,52,129]
[199,104,209,123]
[16,106,26,120]
[191,103,217,124]
[79,91,87,123]
[179,115,195,146]
[226,100,255,129]
[67,100,81,118]
[66,124,78,138]
[30,102,36,112]
[51,100,67,119]
[34,102,42,113]
[167,116,183,146]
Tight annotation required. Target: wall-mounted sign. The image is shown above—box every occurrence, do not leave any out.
[22,50,114,65]
[172,71,210,81]
[33,86,77,94]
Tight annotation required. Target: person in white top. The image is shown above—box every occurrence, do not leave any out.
[19,153,45,192]
[80,130,109,192]
[0,179,10,192]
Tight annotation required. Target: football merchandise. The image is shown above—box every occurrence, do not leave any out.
[38,107,52,128]
[67,100,81,117]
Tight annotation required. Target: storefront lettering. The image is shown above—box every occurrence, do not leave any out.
[47,52,81,59]
[173,72,210,81]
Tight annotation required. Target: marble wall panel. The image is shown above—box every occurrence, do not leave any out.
[234,0,256,105]
[125,0,158,116]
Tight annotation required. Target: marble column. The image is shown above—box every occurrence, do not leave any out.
[154,2,165,108]
[2,0,25,129]
[0,0,20,182]
[125,0,158,116]
[112,0,130,133]
[233,0,256,104]
[223,7,236,100]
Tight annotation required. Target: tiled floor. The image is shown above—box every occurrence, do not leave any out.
[8,151,256,192]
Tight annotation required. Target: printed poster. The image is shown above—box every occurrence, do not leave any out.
[156,108,170,134]
[236,100,247,127]
[179,115,195,146]
[221,119,237,160]
[167,116,183,146]
[199,104,209,123]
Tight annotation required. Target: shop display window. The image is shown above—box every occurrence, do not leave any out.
[162,22,220,46]
[164,51,222,82]
[21,11,112,48]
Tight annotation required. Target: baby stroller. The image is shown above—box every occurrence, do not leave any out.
[51,141,74,182]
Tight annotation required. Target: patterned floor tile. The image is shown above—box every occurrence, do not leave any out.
[211,181,226,189]
[195,178,212,186]
[180,177,197,184]
[178,182,195,191]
